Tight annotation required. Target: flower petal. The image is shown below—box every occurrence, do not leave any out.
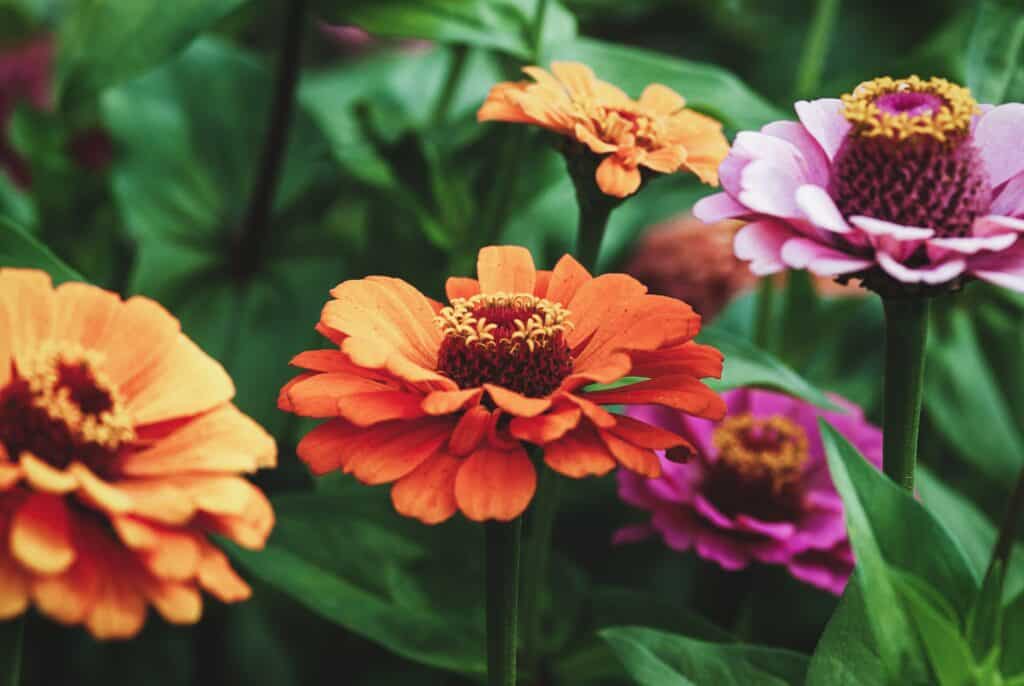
[477,245,536,295]
[445,277,481,301]
[543,426,618,478]
[391,452,461,525]
[583,375,726,420]
[795,184,850,233]
[10,493,74,574]
[876,253,966,284]
[342,417,455,485]
[422,388,483,416]
[449,405,491,457]
[638,83,685,115]
[454,445,536,521]
[794,98,849,160]
[599,428,661,477]
[975,103,1024,187]
[485,384,552,418]
[849,215,934,240]
[544,254,591,306]
[508,405,582,444]
[629,341,723,380]
[734,220,796,275]
[595,156,642,198]
[780,238,873,275]
[693,192,750,223]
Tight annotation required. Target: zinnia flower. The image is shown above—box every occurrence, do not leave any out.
[695,75,1024,295]
[280,246,725,524]
[615,388,882,595]
[0,269,275,639]
[477,62,729,198]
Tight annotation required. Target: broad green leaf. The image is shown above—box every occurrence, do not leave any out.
[897,574,976,686]
[600,626,808,686]
[965,0,1024,104]
[0,217,82,282]
[102,37,337,438]
[0,173,35,230]
[820,420,920,681]
[967,560,1005,661]
[57,0,248,108]
[806,579,884,686]
[227,491,486,675]
[0,619,22,686]
[926,309,1024,484]
[549,38,785,131]
[699,325,839,411]
[324,0,576,60]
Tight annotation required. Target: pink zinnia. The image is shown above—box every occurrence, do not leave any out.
[695,75,1024,295]
[615,388,882,595]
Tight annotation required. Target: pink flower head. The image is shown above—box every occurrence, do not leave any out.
[615,388,882,595]
[0,37,52,186]
[695,75,1024,296]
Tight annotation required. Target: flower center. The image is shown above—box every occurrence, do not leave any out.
[702,414,809,521]
[436,293,573,398]
[0,342,134,472]
[830,75,991,239]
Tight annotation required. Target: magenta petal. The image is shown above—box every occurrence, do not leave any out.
[975,103,1024,187]
[794,98,849,161]
[650,509,698,552]
[617,471,661,510]
[734,220,796,275]
[780,238,873,275]
[693,192,749,223]
[975,215,1024,235]
[930,233,1017,255]
[787,547,852,595]
[693,493,737,530]
[877,252,966,284]
[693,528,753,570]
[795,185,850,233]
[991,174,1024,217]
[613,523,656,545]
[761,120,831,185]
[735,514,796,540]
[970,244,1024,291]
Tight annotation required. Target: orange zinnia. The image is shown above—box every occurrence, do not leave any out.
[280,246,725,524]
[477,61,729,198]
[0,269,275,639]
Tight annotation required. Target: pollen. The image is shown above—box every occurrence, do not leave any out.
[841,75,978,142]
[712,414,808,494]
[436,293,574,398]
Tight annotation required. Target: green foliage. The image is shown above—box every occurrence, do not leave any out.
[0,619,23,686]
[0,217,81,282]
[965,0,1024,104]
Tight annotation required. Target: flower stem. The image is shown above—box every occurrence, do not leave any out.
[431,45,469,126]
[881,297,930,491]
[519,467,563,675]
[795,0,841,99]
[486,519,522,686]
[2,616,24,686]
[574,190,618,273]
[987,463,1024,580]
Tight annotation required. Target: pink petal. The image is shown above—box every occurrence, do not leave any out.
[735,514,796,541]
[780,238,873,275]
[761,120,831,186]
[975,214,1024,235]
[738,159,801,218]
[734,220,796,275]
[929,233,1018,255]
[795,185,850,233]
[849,216,934,239]
[970,243,1024,291]
[693,192,749,223]
[733,131,808,183]
[990,174,1024,216]
[794,98,849,161]
[613,523,656,545]
[876,252,966,284]
[975,104,1024,187]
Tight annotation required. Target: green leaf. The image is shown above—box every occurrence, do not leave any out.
[965,0,1024,104]
[806,579,884,686]
[0,173,36,230]
[1001,589,1024,677]
[0,619,23,686]
[699,325,839,411]
[897,574,976,686]
[926,309,1024,484]
[600,626,808,686]
[324,0,576,60]
[966,560,1005,661]
[549,38,785,131]
[820,420,920,682]
[0,217,83,283]
[227,491,486,675]
[56,0,248,108]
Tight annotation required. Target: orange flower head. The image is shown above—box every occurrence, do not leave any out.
[0,269,276,640]
[477,62,729,198]
[280,246,726,525]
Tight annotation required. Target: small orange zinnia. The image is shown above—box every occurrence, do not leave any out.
[477,62,729,198]
[280,246,725,524]
[0,269,275,639]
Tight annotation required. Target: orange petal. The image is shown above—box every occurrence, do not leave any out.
[113,518,200,581]
[282,372,395,418]
[20,453,77,493]
[92,295,180,393]
[583,375,727,420]
[119,403,276,476]
[338,389,427,427]
[31,554,100,625]
[342,417,455,486]
[574,123,617,154]
[445,277,481,301]
[124,334,235,426]
[197,541,251,603]
[53,281,123,351]
[145,578,202,625]
[449,405,491,457]
[599,429,661,478]
[640,145,687,174]
[0,552,29,620]
[543,426,616,478]
[454,445,536,522]
[561,352,631,390]
[638,83,685,115]
[550,62,599,99]
[544,255,591,306]
[595,156,642,198]
[85,567,148,640]
[10,493,75,574]
[629,341,724,380]
[422,388,483,415]
[112,480,195,525]
[566,274,647,349]
[341,336,455,389]
[477,246,536,295]
[562,393,617,428]
[0,462,20,491]
[289,349,357,373]
[485,384,551,418]
[391,452,461,525]
[296,419,361,475]
[200,484,275,550]
[69,463,134,514]
[607,414,694,451]
[0,269,55,373]
[508,406,582,444]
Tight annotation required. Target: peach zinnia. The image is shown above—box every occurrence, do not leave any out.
[0,269,275,639]
[477,62,729,198]
[280,246,726,524]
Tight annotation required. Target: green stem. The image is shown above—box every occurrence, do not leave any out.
[2,617,24,686]
[574,193,617,273]
[988,463,1024,579]
[794,0,841,99]
[431,45,470,126]
[753,277,775,349]
[486,520,522,686]
[530,0,550,61]
[519,467,563,675]
[881,298,930,491]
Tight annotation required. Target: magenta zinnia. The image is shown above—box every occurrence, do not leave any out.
[696,75,1024,294]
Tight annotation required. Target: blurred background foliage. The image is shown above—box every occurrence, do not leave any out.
[2,0,1024,684]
